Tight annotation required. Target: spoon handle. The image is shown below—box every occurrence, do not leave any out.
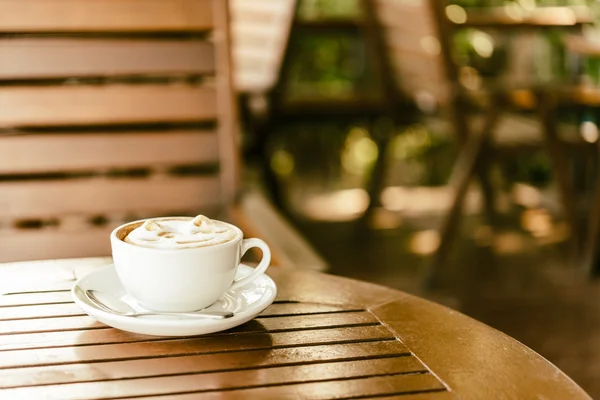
[133,311,234,319]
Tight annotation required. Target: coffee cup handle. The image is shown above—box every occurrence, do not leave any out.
[230,238,271,291]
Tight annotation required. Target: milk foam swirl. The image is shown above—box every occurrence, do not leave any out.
[124,215,238,249]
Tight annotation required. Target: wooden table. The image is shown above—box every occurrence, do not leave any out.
[0,258,591,399]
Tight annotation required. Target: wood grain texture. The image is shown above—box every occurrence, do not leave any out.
[0,176,220,219]
[0,131,218,174]
[0,315,102,335]
[0,85,217,127]
[374,393,457,400]
[0,290,72,306]
[0,227,114,263]
[0,0,213,32]
[0,39,214,80]
[0,312,381,350]
[0,341,411,388]
[1,360,433,400]
[0,303,362,335]
[126,374,445,399]
[0,258,590,399]
[371,298,593,400]
[0,0,248,265]
[0,325,397,369]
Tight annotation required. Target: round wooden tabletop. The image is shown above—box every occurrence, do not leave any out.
[269,266,592,400]
[0,258,592,399]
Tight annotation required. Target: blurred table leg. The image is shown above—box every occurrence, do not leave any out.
[583,141,600,277]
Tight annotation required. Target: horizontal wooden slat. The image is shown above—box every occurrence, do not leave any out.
[0,258,112,296]
[0,300,357,321]
[0,312,379,350]
[0,341,411,388]
[0,302,85,321]
[0,227,113,263]
[258,302,358,316]
[0,315,101,335]
[0,302,85,320]
[0,0,213,32]
[0,289,349,312]
[0,176,220,220]
[128,374,445,400]
[0,131,218,174]
[0,85,217,127]
[0,39,214,80]
[375,394,456,400]
[0,325,398,369]
[0,358,427,399]
[0,309,371,336]
[0,302,360,334]
[0,290,72,307]
[230,0,293,16]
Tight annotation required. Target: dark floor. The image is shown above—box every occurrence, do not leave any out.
[259,120,600,398]
[292,212,600,398]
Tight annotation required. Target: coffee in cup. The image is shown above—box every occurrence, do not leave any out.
[123,215,238,249]
[110,215,271,312]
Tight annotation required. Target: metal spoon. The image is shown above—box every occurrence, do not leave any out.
[85,289,234,319]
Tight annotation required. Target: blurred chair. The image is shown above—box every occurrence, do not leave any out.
[371,0,448,113]
[424,2,590,286]
[0,0,326,271]
[228,0,297,209]
[232,0,421,223]
[230,0,296,97]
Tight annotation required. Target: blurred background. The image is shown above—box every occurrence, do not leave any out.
[0,0,599,396]
[233,0,600,396]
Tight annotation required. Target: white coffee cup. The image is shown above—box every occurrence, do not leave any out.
[110,217,271,312]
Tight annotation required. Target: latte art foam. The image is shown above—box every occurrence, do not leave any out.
[124,215,238,249]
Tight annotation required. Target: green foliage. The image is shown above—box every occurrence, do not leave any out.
[297,0,361,19]
[285,34,366,99]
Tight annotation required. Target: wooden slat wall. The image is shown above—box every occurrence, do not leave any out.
[0,177,221,219]
[0,0,238,262]
[0,39,215,80]
[0,131,218,173]
[0,0,214,32]
[0,86,217,127]
[1,227,117,262]
[230,0,296,93]
[374,0,447,105]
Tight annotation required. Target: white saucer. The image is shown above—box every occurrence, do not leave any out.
[71,263,277,337]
